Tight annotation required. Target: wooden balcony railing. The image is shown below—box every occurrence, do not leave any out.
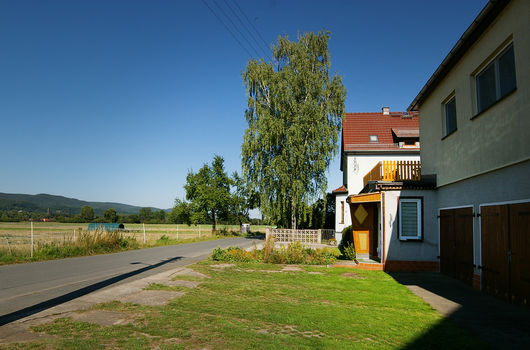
[363,160,421,187]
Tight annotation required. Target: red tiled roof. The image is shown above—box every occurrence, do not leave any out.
[332,185,348,193]
[342,111,420,152]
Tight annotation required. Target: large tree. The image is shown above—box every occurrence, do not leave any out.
[80,205,95,222]
[184,155,232,231]
[103,208,118,223]
[242,31,346,229]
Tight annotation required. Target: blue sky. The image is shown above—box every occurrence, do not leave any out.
[0,0,487,209]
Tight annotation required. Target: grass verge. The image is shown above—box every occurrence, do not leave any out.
[6,261,490,349]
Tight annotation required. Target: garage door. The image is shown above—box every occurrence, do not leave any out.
[481,202,530,306]
[439,207,474,285]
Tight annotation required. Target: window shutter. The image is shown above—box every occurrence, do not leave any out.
[401,201,418,237]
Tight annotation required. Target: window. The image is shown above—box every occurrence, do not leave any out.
[369,135,378,142]
[444,96,457,136]
[340,201,344,224]
[398,198,422,240]
[476,44,516,113]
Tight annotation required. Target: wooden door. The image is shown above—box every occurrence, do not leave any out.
[481,205,510,300]
[454,208,474,284]
[439,209,456,278]
[509,202,530,305]
[439,208,474,284]
[353,230,370,254]
[350,203,374,256]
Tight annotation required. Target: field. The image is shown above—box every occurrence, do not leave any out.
[0,222,270,259]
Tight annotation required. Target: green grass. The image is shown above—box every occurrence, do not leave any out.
[5,262,489,349]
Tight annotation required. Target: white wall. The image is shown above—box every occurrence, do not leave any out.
[334,193,349,239]
[383,189,438,262]
[419,0,530,186]
[346,154,420,195]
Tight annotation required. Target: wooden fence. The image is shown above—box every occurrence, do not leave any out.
[266,228,335,244]
[363,160,421,187]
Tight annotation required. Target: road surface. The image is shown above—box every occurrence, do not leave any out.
[0,237,261,325]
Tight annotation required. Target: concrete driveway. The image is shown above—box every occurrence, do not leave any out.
[390,272,530,350]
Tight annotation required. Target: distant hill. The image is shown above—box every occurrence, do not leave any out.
[0,193,163,215]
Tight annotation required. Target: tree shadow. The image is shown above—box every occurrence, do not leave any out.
[390,272,530,350]
[0,256,182,326]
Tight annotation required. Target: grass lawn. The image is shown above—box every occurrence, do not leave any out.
[7,262,488,349]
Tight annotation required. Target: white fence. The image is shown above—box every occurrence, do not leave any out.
[266,228,335,244]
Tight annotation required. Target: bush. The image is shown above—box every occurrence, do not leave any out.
[211,240,340,265]
[342,242,356,260]
[338,225,353,256]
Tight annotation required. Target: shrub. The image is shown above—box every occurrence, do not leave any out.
[339,225,353,256]
[342,242,356,260]
[211,240,340,265]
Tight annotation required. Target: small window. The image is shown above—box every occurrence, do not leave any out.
[369,135,378,142]
[476,44,516,113]
[398,198,422,240]
[444,97,457,136]
[340,201,344,224]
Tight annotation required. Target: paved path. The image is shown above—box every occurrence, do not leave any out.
[0,237,261,325]
[390,272,530,350]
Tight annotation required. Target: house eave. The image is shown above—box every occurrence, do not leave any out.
[408,0,511,111]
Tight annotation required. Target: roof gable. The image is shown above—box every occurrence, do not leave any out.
[342,111,419,152]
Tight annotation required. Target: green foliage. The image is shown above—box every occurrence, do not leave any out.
[342,242,356,260]
[338,225,353,255]
[211,240,339,265]
[80,205,94,222]
[242,31,346,229]
[178,155,233,230]
[103,208,118,223]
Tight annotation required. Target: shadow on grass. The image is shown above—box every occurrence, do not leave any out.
[390,272,530,350]
[0,256,182,326]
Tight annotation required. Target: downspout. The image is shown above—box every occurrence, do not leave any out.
[382,192,386,268]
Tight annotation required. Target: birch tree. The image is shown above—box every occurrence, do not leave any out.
[242,31,346,229]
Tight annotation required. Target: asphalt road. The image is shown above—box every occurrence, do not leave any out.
[0,237,261,325]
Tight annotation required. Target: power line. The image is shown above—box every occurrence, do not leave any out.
[200,0,254,59]
[212,0,262,58]
[222,0,271,60]
[231,0,271,57]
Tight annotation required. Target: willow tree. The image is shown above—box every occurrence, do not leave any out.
[242,31,346,229]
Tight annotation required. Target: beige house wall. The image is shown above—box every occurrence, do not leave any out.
[419,0,530,187]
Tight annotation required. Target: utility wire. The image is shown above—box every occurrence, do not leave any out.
[212,0,262,58]
[222,0,271,60]
[231,0,272,58]
[200,0,254,59]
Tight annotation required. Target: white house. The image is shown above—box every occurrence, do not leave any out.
[408,0,529,302]
[333,108,420,242]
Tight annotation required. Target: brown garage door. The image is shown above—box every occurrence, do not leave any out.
[439,207,474,285]
[481,202,530,305]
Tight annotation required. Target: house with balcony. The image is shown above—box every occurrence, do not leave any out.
[333,108,420,240]
[407,0,529,303]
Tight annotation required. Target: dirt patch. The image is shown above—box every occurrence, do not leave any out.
[281,266,303,272]
[172,268,209,279]
[0,323,56,345]
[120,290,186,306]
[307,271,324,275]
[341,272,365,279]
[210,263,235,269]
[165,280,201,288]
[70,310,139,326]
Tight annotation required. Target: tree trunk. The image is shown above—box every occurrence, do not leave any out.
[291,200,297,230]
[211,210,216,232]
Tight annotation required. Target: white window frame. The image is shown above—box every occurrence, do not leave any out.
[398,198,422,241]
[444,96,457,136]
[475,43,516,114]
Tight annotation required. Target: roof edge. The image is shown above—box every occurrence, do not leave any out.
[408,0,511,111]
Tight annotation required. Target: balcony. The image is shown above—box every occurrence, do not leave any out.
[363,160,421,187]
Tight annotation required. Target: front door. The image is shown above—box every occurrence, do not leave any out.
[350,203,376,257]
